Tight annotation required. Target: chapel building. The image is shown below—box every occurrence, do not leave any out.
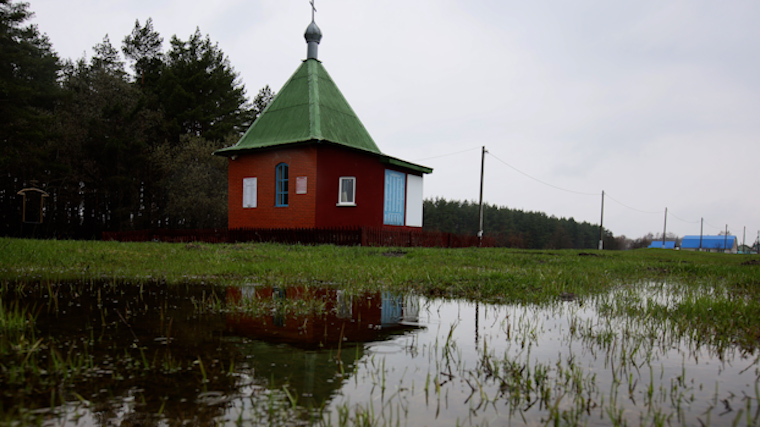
[214,15,432,230]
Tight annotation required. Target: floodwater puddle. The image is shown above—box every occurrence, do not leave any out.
[1,281,758,426]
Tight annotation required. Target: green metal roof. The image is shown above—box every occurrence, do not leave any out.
[215,58,431,174]
[215,59,382,156]
[382,156,433,174]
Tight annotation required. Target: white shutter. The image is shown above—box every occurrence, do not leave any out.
[243,177,257,208]
[405,174,423,227]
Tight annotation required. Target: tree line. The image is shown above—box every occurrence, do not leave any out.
[1,1,273,238]
[423,198,624,249]
[2,1,636,247]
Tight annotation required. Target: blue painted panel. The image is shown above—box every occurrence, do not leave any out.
[681,235,736,249]
[648,241,676,249]
[381,292,403,327]
[383,170,406,225]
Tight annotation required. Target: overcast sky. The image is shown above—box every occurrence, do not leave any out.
[28,0,760,241]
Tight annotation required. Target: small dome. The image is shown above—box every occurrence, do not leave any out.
[304,21,322,44]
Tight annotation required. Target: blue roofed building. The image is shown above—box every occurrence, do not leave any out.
[648,241,677,249]
[681,235,738,253]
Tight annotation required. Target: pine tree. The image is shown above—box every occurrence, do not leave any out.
[0,0,60,173]
[159,28,254,142]
[0,0,61,235]
[122,18,163,87]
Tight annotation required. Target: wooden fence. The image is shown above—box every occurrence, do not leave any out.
[102,227,495,248]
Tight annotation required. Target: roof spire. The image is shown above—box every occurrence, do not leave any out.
[304,0,322,60]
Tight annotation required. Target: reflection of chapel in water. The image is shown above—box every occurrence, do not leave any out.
[224,286,420,410]
[226,286,420,349]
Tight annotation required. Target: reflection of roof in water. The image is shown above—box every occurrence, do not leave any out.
[225,287,421,350]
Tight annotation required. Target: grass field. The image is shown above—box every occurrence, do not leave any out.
[2,238,760,425]
[2,237,758,302]
[3,237,760,348]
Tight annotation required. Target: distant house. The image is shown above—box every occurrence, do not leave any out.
[738,244,756,254]
[648,240,677,249]
[681,235,738,253]
[214,18,431,230]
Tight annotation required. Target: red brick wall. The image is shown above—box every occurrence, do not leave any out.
[228,146,318,229]
[315,145,386,228]
[314,146,421,229]
[227,144,422,230]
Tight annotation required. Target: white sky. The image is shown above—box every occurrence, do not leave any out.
[28,0,760,241]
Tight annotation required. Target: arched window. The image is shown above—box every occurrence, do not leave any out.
[275,163,289,206]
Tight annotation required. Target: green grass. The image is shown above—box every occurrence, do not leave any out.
[4,237,760,351]
[1,237,759,304]
[0,300,31,335]
[2,238,760,425]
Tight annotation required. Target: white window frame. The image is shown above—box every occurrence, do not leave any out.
[337,176,356,206]
[243,177,257,208]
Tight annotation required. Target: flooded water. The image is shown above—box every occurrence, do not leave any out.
[1,281,758,426]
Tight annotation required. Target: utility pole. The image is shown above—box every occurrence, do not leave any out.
[724,224,728,253]
[598,190,605,250]
[743,226,746,252]
[477,146,487,246]
[662,207,667,248]
[700,218,703,251]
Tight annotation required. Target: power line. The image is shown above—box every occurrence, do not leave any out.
[669,211,701,224]
[604,193,662,214]
[419,146,741,237]
[487,152,598,196]
[413,146,481,162]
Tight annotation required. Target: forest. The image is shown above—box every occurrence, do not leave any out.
[1,1,273,238]
[422,198,626,250]
[2,1,628,249]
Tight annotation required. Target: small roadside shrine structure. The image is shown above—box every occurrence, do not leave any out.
[17,186,49,224]
[214,13,432,230]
